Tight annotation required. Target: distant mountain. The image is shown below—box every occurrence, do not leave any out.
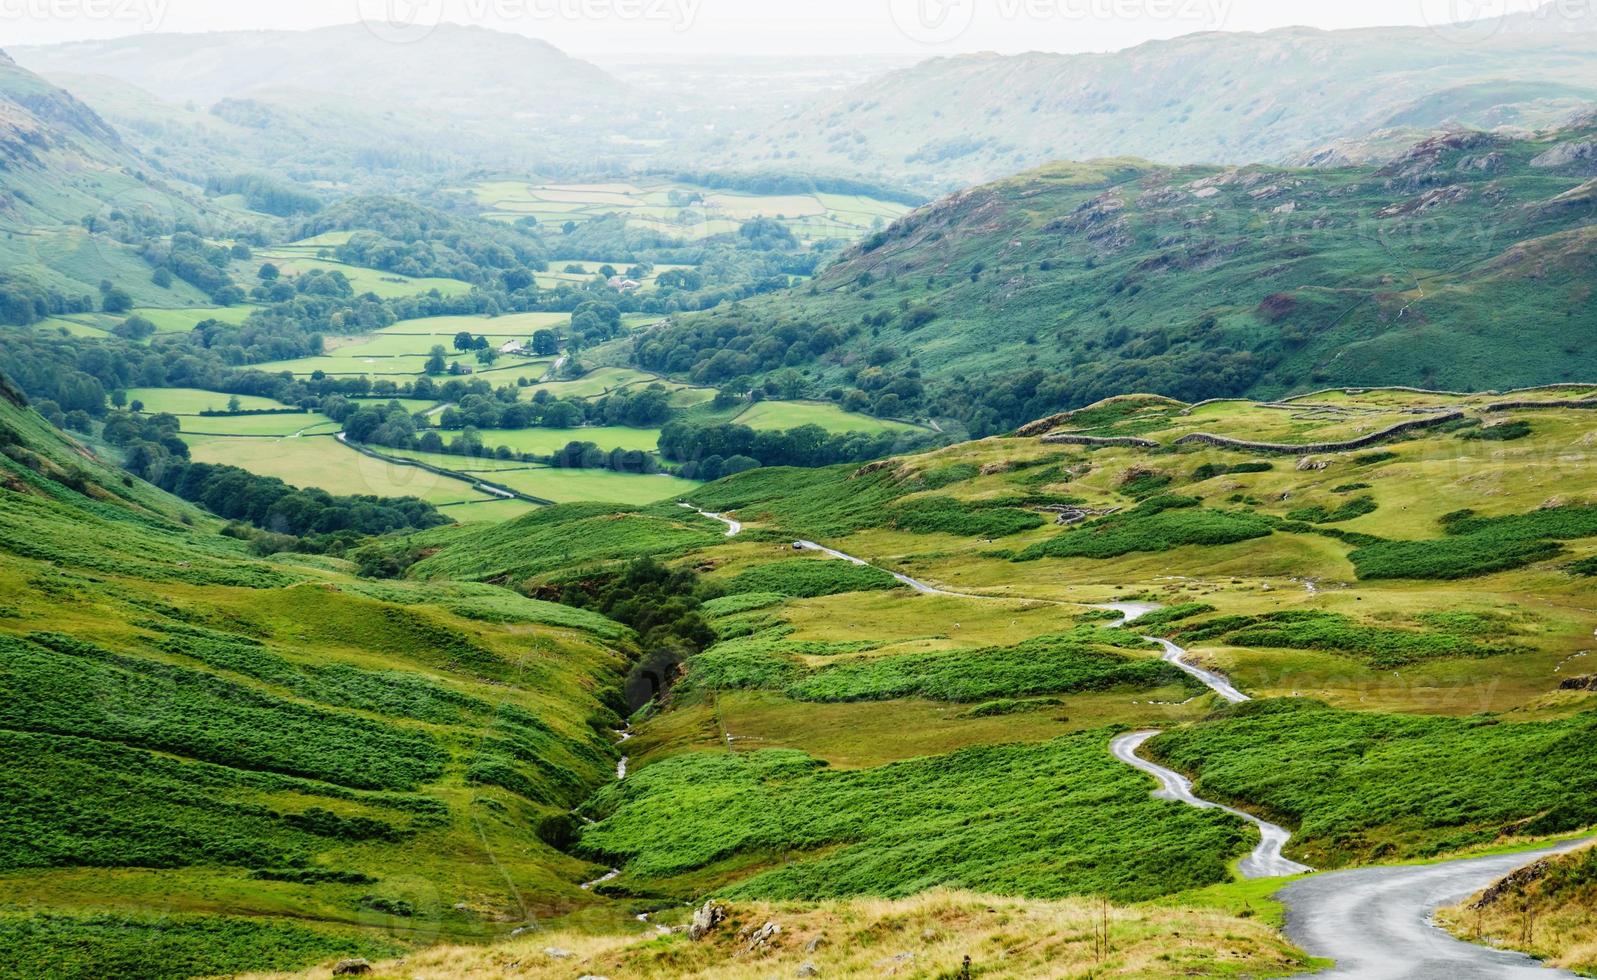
[12,25,651,181]
[696,9,1597,192]
[634,118,1597,433]
[13,23,625,109]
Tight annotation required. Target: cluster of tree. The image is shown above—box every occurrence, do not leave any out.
[205,174,323,217]
[546,441,660,474]
[537,557,720,709]
[143,232,249,305]
[663,169,927,208]
[433,383,672,432]
[111,411,444,538]
[296,197,548,290]
[658,419,933,477]
[0,273,94,326]
[567,300,624,350]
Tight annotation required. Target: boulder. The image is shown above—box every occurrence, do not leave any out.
[331,961,372,977]
[688,900,727,941]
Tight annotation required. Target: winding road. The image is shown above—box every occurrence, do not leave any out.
[672,514,1584,973]
[679,503,741,537]
[1105,601,1591,975]
[1279,842,1588,979]
[1112,730,1311,878]
[1103,602,1308,878]
[678,502,986,597]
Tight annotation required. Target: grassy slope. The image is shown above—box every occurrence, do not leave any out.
[546,389,1597,909]
[247,888,1315,980]
[639,119,1597,419]
[0,376,639,978]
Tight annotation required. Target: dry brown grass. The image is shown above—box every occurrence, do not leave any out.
[245,890,1311,979]
[1438,846,1597,973]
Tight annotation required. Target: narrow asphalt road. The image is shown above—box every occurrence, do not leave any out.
[679,503,741,536]
[1105,602,1309,878]
[793,539,987,598]
[1098,602,1248,703]
[1112,731,1311,879]
[1279,841,1590,979]
[677,501,987,597]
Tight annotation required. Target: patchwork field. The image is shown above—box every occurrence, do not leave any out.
[465,179,912,243]
[252,242,473,299]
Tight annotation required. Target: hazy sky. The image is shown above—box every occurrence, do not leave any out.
[3,0,1551,55]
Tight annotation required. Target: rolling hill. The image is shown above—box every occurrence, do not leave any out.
[632,116,1597,434]
[0,50,220,308]
[696,7,1597,191]
[10,25,653,180]
[0,370,639,977]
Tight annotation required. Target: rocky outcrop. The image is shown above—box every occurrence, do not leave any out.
[1531,138,1597,172]
[689,900,727,941]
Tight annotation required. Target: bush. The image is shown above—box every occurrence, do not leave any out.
[1286,496,1377,524]
[887,495,1044,537]
[1461,420,1532,441]
[1349,505,1597,580]
[1017,500,1272,561]
[723,558,903,598]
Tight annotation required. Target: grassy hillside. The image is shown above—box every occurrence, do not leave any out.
[11,375,1597,978]
[0,373,639,978]
[0,51,215,306]
[697,15,1597,190]
[490,388,1597,911]
[635,119,1597,433]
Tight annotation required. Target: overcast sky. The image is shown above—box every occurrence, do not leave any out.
[3,0,1550,55]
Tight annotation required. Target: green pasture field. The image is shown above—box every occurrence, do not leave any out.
[129,305,259,333]
[250,251,473,299]
[466,179,911,243]
[177,414,339,437]
[126,388,293,414]
[469,425,662,455]
[733,399,924,434]
[183,434,487,504]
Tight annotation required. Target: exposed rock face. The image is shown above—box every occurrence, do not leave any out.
[1469,858,1550,908]
[1558,674,1597,691]
[688,900,727,941]
[739,920,782,952]
[1531,138,1597,171]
